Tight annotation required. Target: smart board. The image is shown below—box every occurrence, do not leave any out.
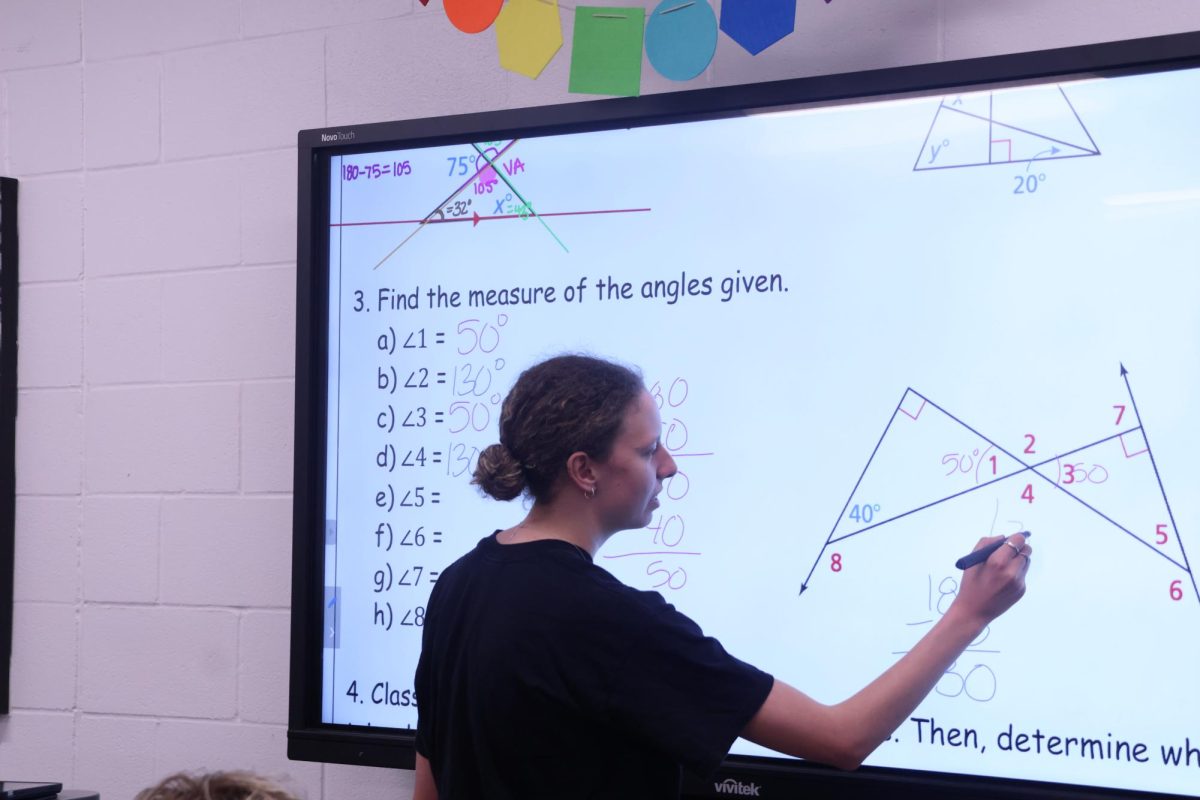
[291,35,1200,800]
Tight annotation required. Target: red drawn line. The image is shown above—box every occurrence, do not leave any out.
[1120,431,1148,458]
[333,207,652,227]
[602,550,702,559]
[900,398,927,420]
[991,138,1013,162]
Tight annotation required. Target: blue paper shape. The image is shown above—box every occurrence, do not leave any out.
[645,0,718,82]
[719,0,795,56]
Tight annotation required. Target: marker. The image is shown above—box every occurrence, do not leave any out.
[955,531,1031,570]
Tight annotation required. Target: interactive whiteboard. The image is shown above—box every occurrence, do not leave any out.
[314,64,1200,798]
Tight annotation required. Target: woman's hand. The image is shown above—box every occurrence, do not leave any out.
[742,531,1032,770]
[950,533,1031,630]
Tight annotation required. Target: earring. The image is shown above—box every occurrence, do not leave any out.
[584,486,596,499]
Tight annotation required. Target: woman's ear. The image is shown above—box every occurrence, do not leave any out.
[564,450,599,496]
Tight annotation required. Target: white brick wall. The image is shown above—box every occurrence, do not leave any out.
[15,175,84,281]
[78,606,239,717]
[74,715,161,800]
[13,497,80,602]
[160,266,294,381]
[2,2,1200,797]
[85,160,242,275]
[238,610,291,724]
[16,282,83,388]
[241,380,295,493]
[6,65,83,176]
[84,275,163,383]
[81,0,242,61]
[162,34,325,159]
[84,384,241,493]
[10,602,77,710]
[0,711,76,776]
[0,0,81,72]
[15,390,83,495]
[80,496,160,602]
[84,57,161,169]
[159,496,291,607]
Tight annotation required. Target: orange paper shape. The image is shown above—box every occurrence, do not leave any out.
[445,0,503,33]
[497,0,563,79]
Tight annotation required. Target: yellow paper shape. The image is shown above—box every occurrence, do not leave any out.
[496,0,563,79]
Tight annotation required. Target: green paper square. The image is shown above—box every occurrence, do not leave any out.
[569,6,645,97]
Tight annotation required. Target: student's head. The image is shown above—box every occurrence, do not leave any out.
[134,771,300,800]
[473,354,653,506]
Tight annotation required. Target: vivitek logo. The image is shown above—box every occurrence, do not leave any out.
[320,130,356,142]
[714,778,761,796]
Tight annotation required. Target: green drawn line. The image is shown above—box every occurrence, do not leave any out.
[471,143,569,253]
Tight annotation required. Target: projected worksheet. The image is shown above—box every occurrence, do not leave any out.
[320,66,1200,798]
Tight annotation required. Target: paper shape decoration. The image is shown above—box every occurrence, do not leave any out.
[568,6,645,97]
[445,0,503,33]
[497,0,563,79]
[645,0,718,81]
[719,0,795,55]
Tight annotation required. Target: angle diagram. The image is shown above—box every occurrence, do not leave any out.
[914,85,1101,172]
[800,366,1195,609]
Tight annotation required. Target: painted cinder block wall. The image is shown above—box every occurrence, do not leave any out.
[2,2,1199,797]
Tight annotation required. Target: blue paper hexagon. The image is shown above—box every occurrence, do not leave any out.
[719,0,795,56]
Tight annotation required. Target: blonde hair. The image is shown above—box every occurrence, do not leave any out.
[134,771,300,800]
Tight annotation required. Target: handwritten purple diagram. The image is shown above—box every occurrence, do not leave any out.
[800,366,1196,610]
[913,85,1101,172]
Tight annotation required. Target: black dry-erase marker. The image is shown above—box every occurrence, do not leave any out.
[955,531,1031,570]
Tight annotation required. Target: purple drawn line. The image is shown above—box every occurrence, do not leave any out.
[802,388,910,594]
[1059,85,1101,154]
[914,152,1098,173]
[823,397,1188,571]
[1122,365,1196,606]
[939,103,1099,154]
[913,102,946,171]
[1119,431,1148,458]
[899,396,926,420]
[906,393,1186,570]
[335,207,652,228]
[603,550,702,559]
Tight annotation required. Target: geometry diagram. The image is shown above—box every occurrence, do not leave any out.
[913,84,1101,171]
[799,365,1196,609]
[355,139,652,270]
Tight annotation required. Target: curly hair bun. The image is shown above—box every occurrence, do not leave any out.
[472,443,526,500]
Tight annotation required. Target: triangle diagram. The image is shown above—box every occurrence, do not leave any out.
[828,389,1030,545]
[1028,426,1186,567]
[820,386,1188,578]
[914,85,1100,171]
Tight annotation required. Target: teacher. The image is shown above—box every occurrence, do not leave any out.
[414,354,1030,799]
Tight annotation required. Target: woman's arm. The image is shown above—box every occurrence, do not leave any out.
[413,753,438,800]
[742,533,1030,769]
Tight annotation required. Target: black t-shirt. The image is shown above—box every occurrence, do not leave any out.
[415,533,774,800]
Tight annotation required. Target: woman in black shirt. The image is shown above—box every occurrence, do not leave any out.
[414,355,1030,799]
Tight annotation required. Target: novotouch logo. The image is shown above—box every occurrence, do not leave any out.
[713,778,762,796]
